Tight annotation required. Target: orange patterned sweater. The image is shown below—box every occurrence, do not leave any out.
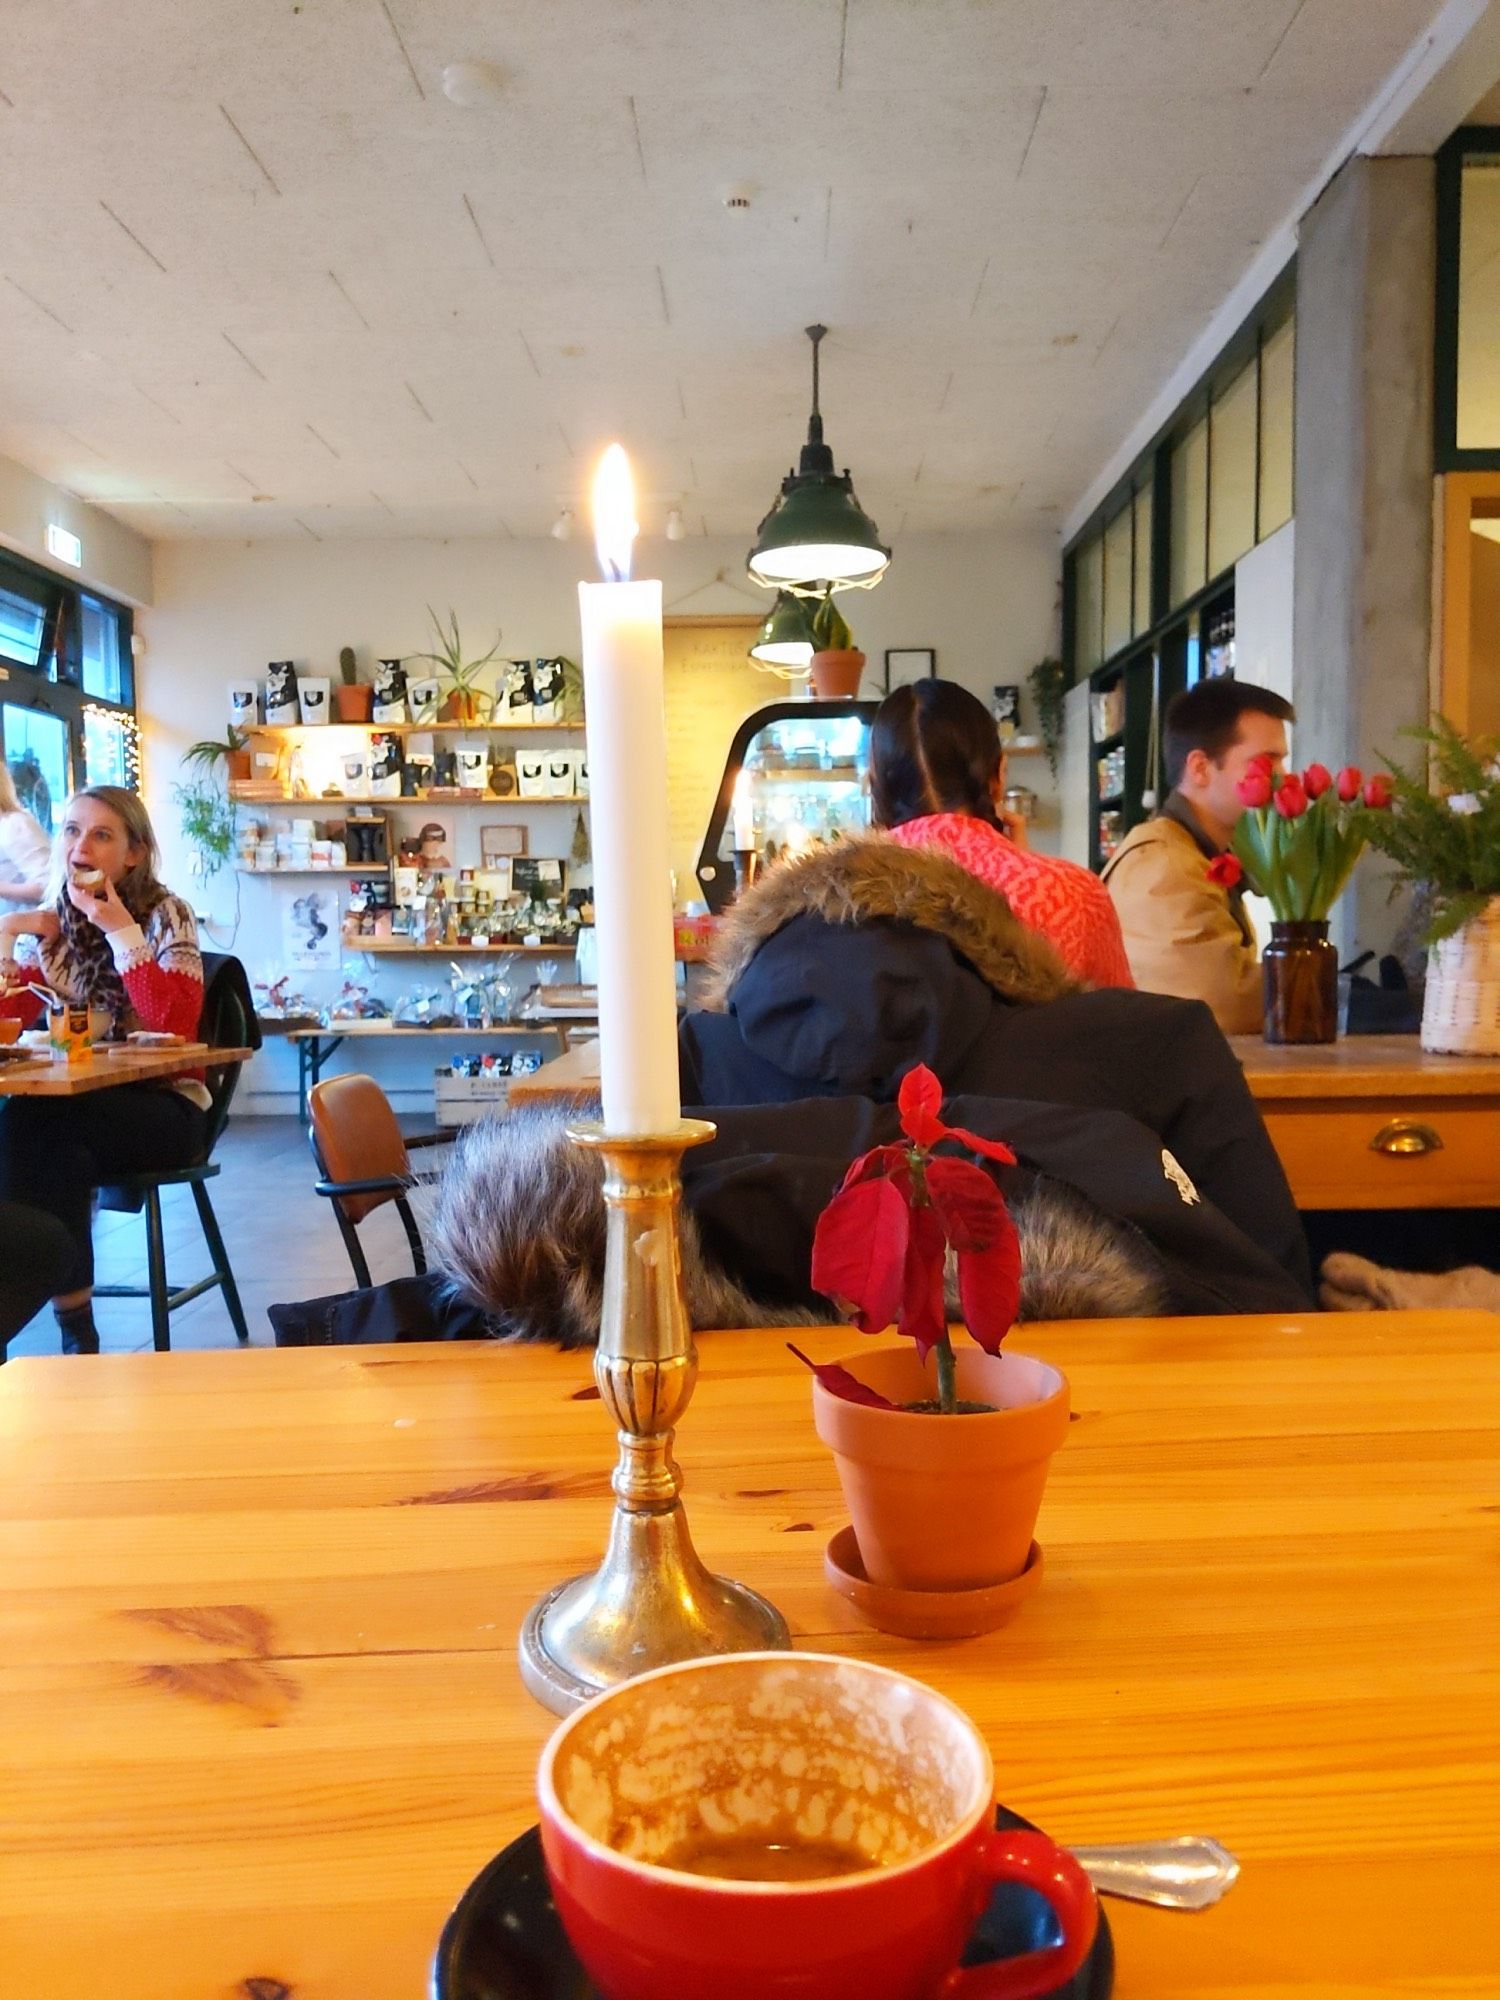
[885,814,1135,990]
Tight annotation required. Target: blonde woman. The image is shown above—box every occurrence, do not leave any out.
[0,786,206,1353]
[0,759,51,907]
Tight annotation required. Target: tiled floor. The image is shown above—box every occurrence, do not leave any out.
[5,1115,445,1359]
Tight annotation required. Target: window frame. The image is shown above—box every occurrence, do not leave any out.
[1434,125,1500,471]
[0,544,136,807]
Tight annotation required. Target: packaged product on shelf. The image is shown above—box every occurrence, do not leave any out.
[516,749,548,797]
[372,658,408,723]
[408,676,441,726]
[296,675,330,725]
[546,751,574,797]
[368,733,403,799]
[457,745,488,790]
[530,656,566,723]
[502,659,534,723]
[228,682,259,729]
[265,660,298,725]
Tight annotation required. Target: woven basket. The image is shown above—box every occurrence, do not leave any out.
[1421,897,1500,1054]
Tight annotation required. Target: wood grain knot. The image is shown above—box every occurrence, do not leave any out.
[783,1521,816,1533]
[136,1660,300,1726]
[737,1488,787,1499]
[570,1384,603,1400]
[399,1469,612,1505]
[241,1980,294,2000]
[123,1603,275,1656]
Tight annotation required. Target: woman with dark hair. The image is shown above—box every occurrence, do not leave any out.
[869,680,1133,989]
[0,786,207,1353]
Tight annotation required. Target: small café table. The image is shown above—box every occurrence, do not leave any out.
[0,1310,1496,1997]
[0,1041,255,1097]
[511,1034,1500,1211]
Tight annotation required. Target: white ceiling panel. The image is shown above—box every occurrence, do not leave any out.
[0,0,1451,542]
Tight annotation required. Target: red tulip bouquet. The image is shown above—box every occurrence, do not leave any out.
[1211,756,1392,916]
[789,1065,1021,1415]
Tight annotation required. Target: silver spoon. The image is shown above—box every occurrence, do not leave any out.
[1069,1837,1240,1910]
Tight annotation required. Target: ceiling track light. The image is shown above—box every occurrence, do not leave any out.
[747,323,890,594]
[550,507,574,541]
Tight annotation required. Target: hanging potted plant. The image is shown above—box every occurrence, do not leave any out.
[1215,754,1391,1044]
[333,644,373,724]
[1027,656,1067,779]
[807,589,865,700]
[413,607,503,723]
[1360,717,1500,1054]
[791,1066,1068,1633]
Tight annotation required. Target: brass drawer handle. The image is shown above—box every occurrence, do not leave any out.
[1370,1119,1445,1157]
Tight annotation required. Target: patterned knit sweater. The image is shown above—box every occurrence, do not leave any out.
[885,813,1135,991]
[20,893,208,1105]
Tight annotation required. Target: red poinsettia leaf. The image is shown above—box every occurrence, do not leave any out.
[785,1344,900,1410]
[836,1142,907,1192]
[939,1126,1018,1167]
[811,1176,909,1333]
[897,1063,946,1149]
[956,1198,1022,1355]
[900,1202,948,1360]
[924,1155,1006,1251]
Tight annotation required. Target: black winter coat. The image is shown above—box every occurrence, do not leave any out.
[679,836,1312,1304]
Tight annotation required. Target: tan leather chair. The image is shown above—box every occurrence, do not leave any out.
[308,1074,447,1288]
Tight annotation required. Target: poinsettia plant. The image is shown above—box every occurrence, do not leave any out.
[1208,754,1391,919]
[791,1065,1021,1416]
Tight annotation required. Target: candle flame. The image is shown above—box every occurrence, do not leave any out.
[592,443,638,582]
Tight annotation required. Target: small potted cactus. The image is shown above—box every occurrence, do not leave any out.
[332,645,374,724]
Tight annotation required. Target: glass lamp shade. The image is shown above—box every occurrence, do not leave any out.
[748,473,890,589]
[750,591,816,668]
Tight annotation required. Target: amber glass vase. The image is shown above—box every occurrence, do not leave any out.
[1263,920,1338,1044]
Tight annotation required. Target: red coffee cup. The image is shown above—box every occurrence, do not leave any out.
[538,1651,1096,2000]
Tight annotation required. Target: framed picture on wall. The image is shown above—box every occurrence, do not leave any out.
[884,648,936,693]
[481,823,529,864]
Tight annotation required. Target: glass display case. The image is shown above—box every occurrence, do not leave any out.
[695,700,877,913]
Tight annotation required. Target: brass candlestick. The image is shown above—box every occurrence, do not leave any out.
[519,1118,790,1715]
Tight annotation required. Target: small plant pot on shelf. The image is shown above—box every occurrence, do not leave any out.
[332,684,374,724]
[1421,897,1500,1053]
[809,648,866,700]
[442,690,485,724]
[811,1344,1069,1597]
[225,750,253,782]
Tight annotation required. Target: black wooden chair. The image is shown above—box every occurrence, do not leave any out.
[93,953,260,1351]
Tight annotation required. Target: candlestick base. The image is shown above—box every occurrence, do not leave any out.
[519,1119,791,1715]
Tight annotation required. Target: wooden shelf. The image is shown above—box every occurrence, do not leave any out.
[235,866,370,877]
[230,791,590,807]
[348,938,575,956]
[246,719,585,735]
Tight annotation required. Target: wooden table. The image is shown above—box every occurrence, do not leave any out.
[1,1312,1496,1998]
[0,1041,254,1097]
[1230,1034,1500,1207]
[276,1020,581,1119]
[511,1035,1500,1209]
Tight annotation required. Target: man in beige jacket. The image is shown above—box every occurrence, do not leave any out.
[1102,679,1294,1034]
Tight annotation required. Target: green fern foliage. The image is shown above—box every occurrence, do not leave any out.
[1361,717,1500,942]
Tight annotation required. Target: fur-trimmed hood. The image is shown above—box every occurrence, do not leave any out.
[682,835,1077,1104]
[701,835,1076,1011]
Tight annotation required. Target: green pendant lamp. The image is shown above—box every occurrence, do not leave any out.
[749,590,816,670]
[747,325,890,592]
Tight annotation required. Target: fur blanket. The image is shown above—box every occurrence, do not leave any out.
[428,1104,1165,1349]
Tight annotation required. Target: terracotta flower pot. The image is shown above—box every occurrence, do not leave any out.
[225,750,253,782]
[442,688,483,723]
[811,1345,1070,1593]
[809,648,866,700]
[332,683,374,724]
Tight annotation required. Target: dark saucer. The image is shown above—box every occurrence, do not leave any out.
[433,1807,1114,2000]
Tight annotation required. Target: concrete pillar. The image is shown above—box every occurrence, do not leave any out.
[1293,154,1435,957]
